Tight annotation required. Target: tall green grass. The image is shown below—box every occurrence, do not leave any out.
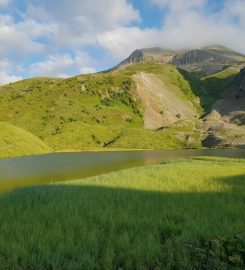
[0,157,244,269]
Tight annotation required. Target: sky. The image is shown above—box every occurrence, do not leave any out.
[0,0,245,85]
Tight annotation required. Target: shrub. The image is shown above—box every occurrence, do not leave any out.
[101,98,113,106]
[68,116,76,122]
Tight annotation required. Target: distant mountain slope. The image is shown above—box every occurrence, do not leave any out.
[117,48,176,66]
[0,121,51,157]
[202,67,245,147]
[116,45,245,76]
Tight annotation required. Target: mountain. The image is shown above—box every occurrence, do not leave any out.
[0,45,244,157]
[115,45,245,76]
[116,47,176,66]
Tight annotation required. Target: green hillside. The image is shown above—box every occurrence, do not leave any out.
[0,62,205,152]
[0,61,241,156]
[0,121,51,157]
[202,67,239,102]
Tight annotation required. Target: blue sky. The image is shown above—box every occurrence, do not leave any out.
[0,0,244,84]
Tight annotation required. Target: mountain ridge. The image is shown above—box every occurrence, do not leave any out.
[114,45,245,76]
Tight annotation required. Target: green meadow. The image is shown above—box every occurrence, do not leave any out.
[0,157,244,269]
[0,61,238,157]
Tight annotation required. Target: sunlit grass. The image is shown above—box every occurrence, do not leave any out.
[0,157,244,269]
[67,157,244,193]
[0,121,51,157]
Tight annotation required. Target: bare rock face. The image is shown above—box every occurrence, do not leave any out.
[170,49,237,75]
[171,49,234,65]
[123,49,144,64]
[117,48,176,67]
[114,45,245,76]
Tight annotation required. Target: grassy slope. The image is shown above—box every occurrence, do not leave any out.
[0,121,51,157]
[179,66,240,112]
[201,67,239,109]
[0,62,240,156]
[0,62,206,153]
[0,157,244,269]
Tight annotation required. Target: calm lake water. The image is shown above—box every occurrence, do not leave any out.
[0,149,244,192]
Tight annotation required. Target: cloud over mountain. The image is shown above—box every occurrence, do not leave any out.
[0,0,244,84]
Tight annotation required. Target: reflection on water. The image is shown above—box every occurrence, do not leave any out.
[0,149,244,192]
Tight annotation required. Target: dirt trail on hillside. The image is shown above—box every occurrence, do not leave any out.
[133,72,197,129]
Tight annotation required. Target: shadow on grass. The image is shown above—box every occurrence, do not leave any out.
[177,68,237,113]
[0,174,244,269]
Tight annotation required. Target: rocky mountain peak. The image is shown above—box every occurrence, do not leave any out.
[115,45,245,76]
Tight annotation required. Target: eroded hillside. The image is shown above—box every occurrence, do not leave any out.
[133,72,198,129]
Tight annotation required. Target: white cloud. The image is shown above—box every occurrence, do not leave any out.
[79,67,96,74]
[25,0,140,47]
[0,59,23,85]
[97,27,162,59]
[0,0,245,81]
[156,0,245,53]
[0,0,141,76]
[0,72,22,85]
[0,0,10,5]
[0,15,49,59]
[27,0,139,28]
[29,54,74,77]
[29,52,96,77]
[151,0,206,10]
[98,0,245,59]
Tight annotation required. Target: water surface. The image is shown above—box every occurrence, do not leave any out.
[0,149,244,192]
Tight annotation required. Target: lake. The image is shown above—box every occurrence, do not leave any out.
[0,149,244,192]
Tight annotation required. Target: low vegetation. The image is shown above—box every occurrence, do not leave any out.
[0,157,244,269]
[0,121,51,157]
[202,67,239,104]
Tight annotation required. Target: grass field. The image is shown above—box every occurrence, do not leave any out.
[0,157,244,269]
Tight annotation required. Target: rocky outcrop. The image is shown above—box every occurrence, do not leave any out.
[121,49,144,64]
[202,67,245,147]
[170,49,238,75]
[202,133,224,148]
[171,49,233,66]
[115,45,245,76]
[117,48,176,67]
